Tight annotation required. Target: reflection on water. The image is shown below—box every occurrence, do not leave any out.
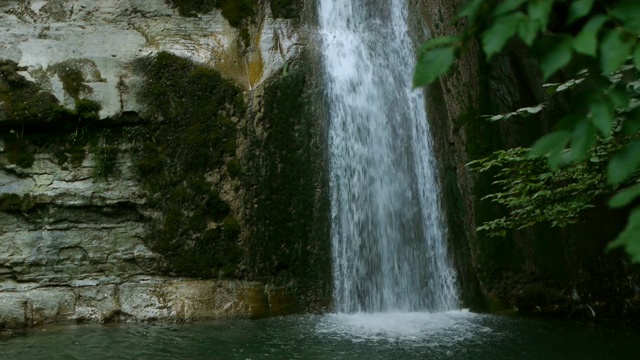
[2,312,639,360]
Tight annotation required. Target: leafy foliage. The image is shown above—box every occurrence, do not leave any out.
[468,139,631,236]
[415,0,640,261]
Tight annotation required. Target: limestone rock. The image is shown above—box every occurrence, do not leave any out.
[0,278,289,329]
[0,0,309,330]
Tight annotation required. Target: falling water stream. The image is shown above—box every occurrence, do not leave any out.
[319,0,459,313]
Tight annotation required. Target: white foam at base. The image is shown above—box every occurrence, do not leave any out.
[316,310,490,344]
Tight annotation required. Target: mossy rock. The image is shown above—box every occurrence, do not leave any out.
[271,0,303,19]
[214,0,255,28]
[0,60,120,176]
[0,60,66,127]
[48,61,95,100]
[0,193,35,213]
[243,65,332,310]
[222,216,241,237]
[75,98,101,121]
[164,0,216,17]
[132,51,245,278]
[4,137,35,168]
[165,0,255,28]
[226,158,242,177]
[89,129,119,180]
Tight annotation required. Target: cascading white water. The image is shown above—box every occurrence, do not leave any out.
[319,0,459,313]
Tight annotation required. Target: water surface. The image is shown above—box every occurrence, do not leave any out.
[3,312,638,359]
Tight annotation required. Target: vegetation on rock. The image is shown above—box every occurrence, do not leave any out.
[0,193,35,213]
[0,60,109,171]
[50,65,91,100]
[133,51,245,278]
[0,60,63,126]
[416,0,640,262]
[164,0,216,17]
[243,67,332,309]
[90,129,119,180]
[165,0,256,27]
[226,158,242,178]
[214,0,255,27]
[271,0,303,19]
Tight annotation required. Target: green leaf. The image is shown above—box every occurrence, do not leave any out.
[528,0,555,31]
[539,35,574,80]
[607,141,640,184]
[634,45,640,70]
[568,0,595,23]
[600,29,635,74]
[607,88,630,109]
[589,99,614,138]
[622,108,640,135]
[610,184,640,208]
[493,0,526,17]
[518,18,539,46]
[607,207,640,263]
[549,146,572,170]
[529,131,571,157]
[573,15,607,56]
[482,13,522,59]
[418,36,461,53]
[610,0,640,33]
[569,120,596,162]
[413,46,456,87]
[458,0,484,20]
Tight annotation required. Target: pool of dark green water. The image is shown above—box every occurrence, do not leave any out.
[2,311,639,359]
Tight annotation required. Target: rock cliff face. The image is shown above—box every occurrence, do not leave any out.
[6,0,636,331]
[414,0,640,320]
[0,0,330,330]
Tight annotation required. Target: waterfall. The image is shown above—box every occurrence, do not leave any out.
[319,0,459,313]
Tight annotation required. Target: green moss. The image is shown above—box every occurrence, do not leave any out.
[50,65,92,100]
[67,143,86,167]
[0,60,65,126]
[165,0,255,26]
[270,0,303,19]
[75,98,101,121]
[89,129,119,180]
[5,137,35,168]
[243,66,332,309]
[214,0,254,28]
[226,159,242,177]
[0,193,35,212]
[0,60,119,173]
[222,216,241,236]
[164,0,215,17]
[49,107,113,171]
[132,52,245,278]
[151,184,242,278]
